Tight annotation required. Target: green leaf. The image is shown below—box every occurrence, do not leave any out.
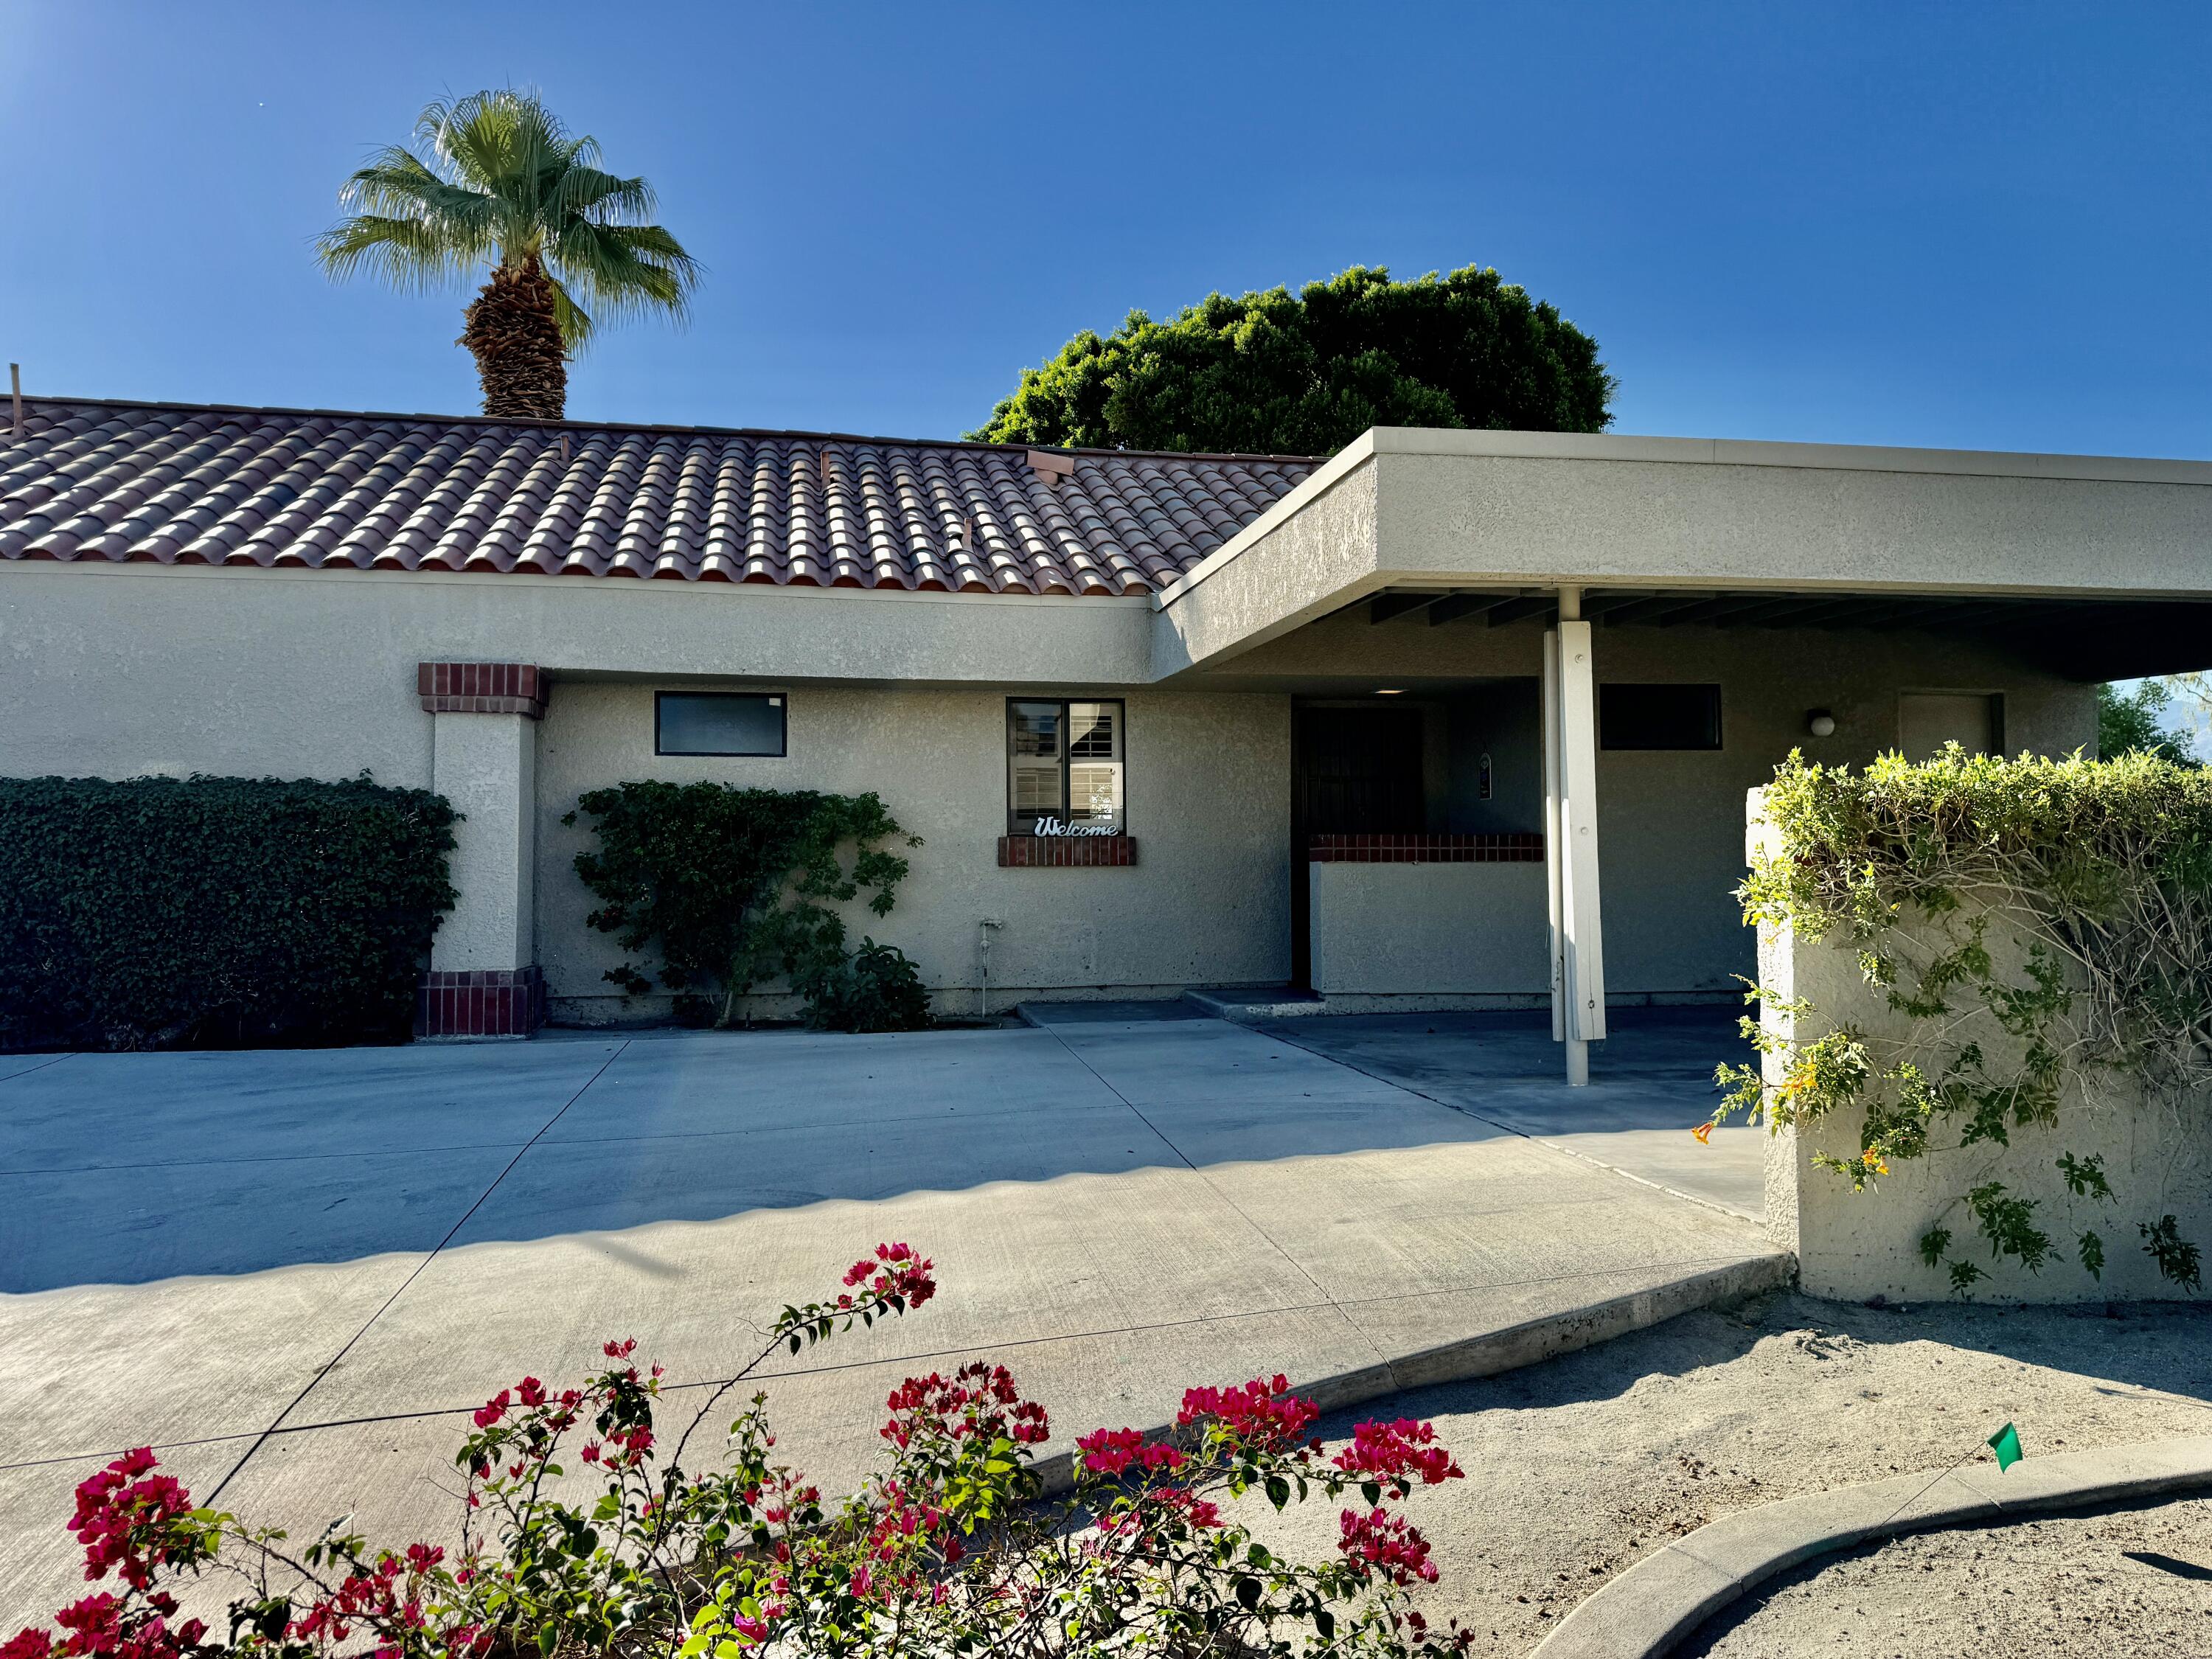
[1918,1224,1953,1268]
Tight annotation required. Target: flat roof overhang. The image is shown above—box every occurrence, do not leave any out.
[1151,428,2212,682]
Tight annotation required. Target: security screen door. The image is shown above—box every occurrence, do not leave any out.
[1290,705,1425,984]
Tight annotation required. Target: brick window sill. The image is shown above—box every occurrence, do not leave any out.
[998,835,1138,868]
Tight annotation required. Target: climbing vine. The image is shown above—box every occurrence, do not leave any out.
[565,782,919,1027]
[1711,748,2212,1295]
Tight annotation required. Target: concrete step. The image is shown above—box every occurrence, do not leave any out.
[1180,985,1329,1021]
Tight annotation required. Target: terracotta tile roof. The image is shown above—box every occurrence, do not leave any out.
[0,398,1318,597]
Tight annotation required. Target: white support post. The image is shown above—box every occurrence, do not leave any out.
[1542,628,1566,1046]
[1546,588,1607,1084]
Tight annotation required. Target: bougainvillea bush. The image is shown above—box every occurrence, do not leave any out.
[6,1244,1479,1658]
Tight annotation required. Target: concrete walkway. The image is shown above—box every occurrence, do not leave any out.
[0,1012,1783,1623]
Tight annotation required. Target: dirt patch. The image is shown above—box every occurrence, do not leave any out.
[1247,1290,2212,1656]
[1686,1493,2212,1657]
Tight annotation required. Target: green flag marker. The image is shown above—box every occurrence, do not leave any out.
[1987,1422,2023,1471]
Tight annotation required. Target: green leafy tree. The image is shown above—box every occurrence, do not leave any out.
[2098,679,2199,764]
[969,264,1614,456]
[316,89,700,421]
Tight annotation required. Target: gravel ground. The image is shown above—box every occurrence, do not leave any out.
[1685,1493,2212,1657]
[1247,1290,2212,1657]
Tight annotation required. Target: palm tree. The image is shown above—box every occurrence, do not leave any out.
[316,89,699,421]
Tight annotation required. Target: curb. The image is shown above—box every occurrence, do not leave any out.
[1531,1433,2212,1659]
[1030,1251,1793,1495]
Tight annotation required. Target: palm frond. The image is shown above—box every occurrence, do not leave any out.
[338,161,501,254]
[546,219,700,329]
[545,273,598,350]
[549,164,658,223]
[314,215,478,291]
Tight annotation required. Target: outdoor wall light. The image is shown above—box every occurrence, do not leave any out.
[1377,687,1406,695]
[1807,709,1837,737]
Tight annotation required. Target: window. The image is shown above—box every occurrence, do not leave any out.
[655,692,787,757]
[1599,684,1722,751]
[1007,700,1124,834]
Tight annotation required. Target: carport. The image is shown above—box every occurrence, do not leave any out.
[1150,428,2212,1080]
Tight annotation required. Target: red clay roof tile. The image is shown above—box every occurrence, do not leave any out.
[0,400,1316,596]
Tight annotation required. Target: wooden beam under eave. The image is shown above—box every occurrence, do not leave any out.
[1599,592,1720,626]
[1486,596,1559,627]
[1426,591,1523,626]
[1658,593,1811,627]
[1368,593,1432,624]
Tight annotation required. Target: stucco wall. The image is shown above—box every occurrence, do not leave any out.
[535,681,1292,1021]
[1756,893,2212,1304]
[1307,862,1549,1000]
[0,561,1156,786]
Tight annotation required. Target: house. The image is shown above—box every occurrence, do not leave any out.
[5,399,2209,1068]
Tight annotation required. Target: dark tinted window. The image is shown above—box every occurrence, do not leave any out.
[1599,684,1722,751]
[655,692,787,757]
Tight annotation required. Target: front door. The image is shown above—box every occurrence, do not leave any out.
[1290,706,1425,986]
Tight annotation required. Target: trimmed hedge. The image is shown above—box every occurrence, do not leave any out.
[0,775,458,1051]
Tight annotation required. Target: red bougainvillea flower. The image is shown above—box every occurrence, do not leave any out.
[515,1377,546,1408]
[1074,1427,1183,1478]
[1331,1419,1464,1489]
[1,1630,54,1659]
[1337,1506,1439,1585]
[1146,1485,1224,1530]
[1176,1375,1320,1447]
[842,1243,936,1309]
[603,1338,638,1360]
[471,1391,511,1430]
[67,1450,197,1590]
[881,1363,1048,1450]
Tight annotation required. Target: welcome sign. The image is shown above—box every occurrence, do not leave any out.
[1029,816,1123,838]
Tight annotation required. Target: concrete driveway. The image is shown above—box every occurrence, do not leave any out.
[0,1009,1782,1622]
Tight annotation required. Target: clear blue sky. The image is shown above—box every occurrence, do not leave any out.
[4,1,2208,453]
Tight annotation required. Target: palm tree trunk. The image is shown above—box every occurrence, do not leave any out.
[461,256,568,420]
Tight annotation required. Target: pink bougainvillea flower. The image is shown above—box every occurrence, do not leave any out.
[67,1450,196,1590]
[843,1242,936,1308]
[1074,1427,1183,1478]
[1331,1419,1464,1489]
[1337,1506,1439,1585]
[1177,1375,1320,1447]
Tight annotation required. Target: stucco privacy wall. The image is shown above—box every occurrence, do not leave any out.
[1753,895,2212,1304]
[1152,428,2212,676]
[1307,863,1549,1001]
[1220,606,2096,996]
[535,681,1292,1022]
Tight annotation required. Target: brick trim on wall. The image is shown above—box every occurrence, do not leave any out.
[1307,832,1545,864]
[417,967,545,1038]
[998,835,1139,868]
[417,662,549,717]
